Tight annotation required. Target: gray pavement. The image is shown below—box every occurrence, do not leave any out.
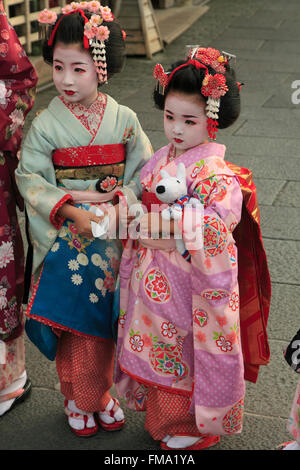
[1,0,300,451]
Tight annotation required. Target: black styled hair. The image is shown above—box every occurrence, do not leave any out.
[42,11,126,77]
[153,59,241,129]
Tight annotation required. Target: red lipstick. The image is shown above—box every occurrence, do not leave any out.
[64,90,75,96]
[174,138,183,143]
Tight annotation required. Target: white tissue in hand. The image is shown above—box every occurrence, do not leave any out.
[89,206,109,238]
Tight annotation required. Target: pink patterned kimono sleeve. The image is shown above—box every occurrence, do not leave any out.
[184,172,246,436]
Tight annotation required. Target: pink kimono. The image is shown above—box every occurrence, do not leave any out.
[115,142,246,437]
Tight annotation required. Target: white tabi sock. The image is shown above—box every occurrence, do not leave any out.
[67,399,96,430]
[98,398,125,424]
[166,436,200,449]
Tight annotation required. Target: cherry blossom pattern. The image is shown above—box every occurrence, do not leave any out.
[119,309,127,328]
[129,330,144,352]
[229,292,239,311]
[214,332,233,352]
[161,321,177,338]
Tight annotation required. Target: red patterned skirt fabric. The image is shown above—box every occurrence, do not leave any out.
[144,387,203,440]
[56,331,115,412]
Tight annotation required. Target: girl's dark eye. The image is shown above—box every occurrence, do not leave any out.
[54,65,62,71]
[75,68,85,73]
[165,115,173,120]
[186,120,195,125]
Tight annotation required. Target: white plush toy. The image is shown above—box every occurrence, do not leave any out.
[155,163,201,254]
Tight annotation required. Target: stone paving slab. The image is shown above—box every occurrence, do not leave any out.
[253,178,286,206]
[228,13,283,29]
[273,181,300,207]
[260,205,300,240]
[264,239,300,285]
[218,135,300,159]
[225,153,300,181]
[244,340,297,419]
[234,117,299,139]
[220,26,300,41]
[267,284,300,340]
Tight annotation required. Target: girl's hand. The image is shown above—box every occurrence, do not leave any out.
[57,203,106,239]
[72,208,107,239]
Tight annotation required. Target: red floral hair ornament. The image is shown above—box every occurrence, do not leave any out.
[153,47,239,140]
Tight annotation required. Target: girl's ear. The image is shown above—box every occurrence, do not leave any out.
[176,162,186,181]
[160,169,170,179]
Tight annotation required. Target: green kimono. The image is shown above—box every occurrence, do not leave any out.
[15,93,152,340]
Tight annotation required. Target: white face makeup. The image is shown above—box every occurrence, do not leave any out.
[164,90,209,156]
[53,42,98,108]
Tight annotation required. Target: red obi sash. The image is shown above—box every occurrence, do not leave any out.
[52,144,126,167]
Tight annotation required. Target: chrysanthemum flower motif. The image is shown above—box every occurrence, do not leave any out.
[0,286,8,309]
[161,321,177,338]
[216,335,233,352]
[71,273,83,285]
[129,334,144,352]
[51,242,60,252]
[89,293,99,303]
[202,74,228,99]
[229,292,239,311]
[37,9,57,24]
[0,241,14,269]
[0,80,11,106]
[68,259,79,271]
[195,47,227,73]
[9,108,24,134]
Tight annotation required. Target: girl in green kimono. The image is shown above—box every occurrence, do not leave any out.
[15,3,152,437]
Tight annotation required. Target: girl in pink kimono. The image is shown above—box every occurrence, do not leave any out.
[115,47,245,450]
